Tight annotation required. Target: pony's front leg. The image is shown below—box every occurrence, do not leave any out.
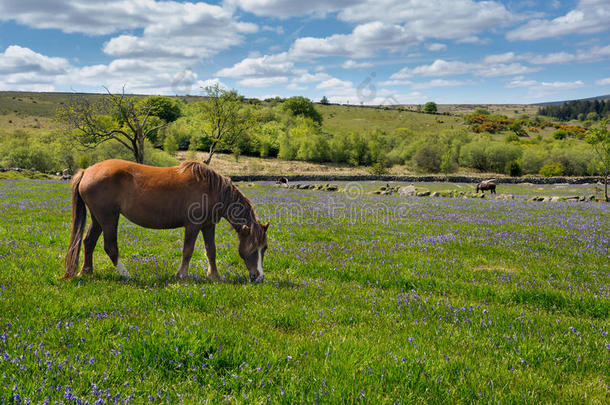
[202,225,219,281]
[176,225,200,279]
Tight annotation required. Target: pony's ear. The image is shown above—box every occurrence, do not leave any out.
[240,225,250,235]
[262,222,270,231]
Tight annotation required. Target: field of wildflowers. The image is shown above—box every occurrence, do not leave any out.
[0,180,608,403]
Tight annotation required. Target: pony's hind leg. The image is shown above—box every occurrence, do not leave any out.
[175,225,200,279]
[80,216,102,275]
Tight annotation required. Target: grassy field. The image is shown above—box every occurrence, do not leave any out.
[0,179,608,403]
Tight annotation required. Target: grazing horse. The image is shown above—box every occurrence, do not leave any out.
[476,181,496,194]
[276,177,289,187]
[63,159,269,282]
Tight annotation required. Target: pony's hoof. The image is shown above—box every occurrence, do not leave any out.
[207,272,220,282]
[80,267,93,276]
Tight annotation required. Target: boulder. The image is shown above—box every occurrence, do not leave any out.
[398,185,417,196]
[416,190,431,197]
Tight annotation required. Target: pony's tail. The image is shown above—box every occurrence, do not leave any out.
[62,170,87,279]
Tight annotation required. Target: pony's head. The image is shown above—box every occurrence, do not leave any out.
[237,222,269,283]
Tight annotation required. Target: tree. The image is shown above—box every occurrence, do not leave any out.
[587,119,610,201]
[198,84,257,165]
[58,89,178,164]
[282,96,323,125]
[423,101,438,114]
[320,96,330,105]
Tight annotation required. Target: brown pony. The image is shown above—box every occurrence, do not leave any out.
[476,181,496,194]
[63,159,269,282]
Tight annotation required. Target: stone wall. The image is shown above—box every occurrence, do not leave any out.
[230,174,603,184]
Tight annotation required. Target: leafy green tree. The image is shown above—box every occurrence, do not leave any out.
[146,96,182,123]
[423,101,438,114]
[58,89,173,164]
[320,96,330,105]
[413,142,443,172]
[282,96,323,125]
[587,119,610,201]
[197,84,257,164]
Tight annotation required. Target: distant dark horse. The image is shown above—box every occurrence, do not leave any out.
[476,181,496,194]
[63,159,269,282]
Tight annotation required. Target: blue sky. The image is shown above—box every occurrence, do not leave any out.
[0,0,609,104]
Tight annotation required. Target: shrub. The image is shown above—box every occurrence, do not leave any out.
[413,143,443,172]
[539,162,564,177]
[521,149,547,174]
[506,160,522,176]
[553,130,567,140]
[423,101,437,114]
[459,141,487,171]
[505,133,520,143]
[486,143,521,173]
[282,96,323,125]
[163,133,179,154]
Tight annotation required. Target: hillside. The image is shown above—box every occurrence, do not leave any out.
[0,91,606,179]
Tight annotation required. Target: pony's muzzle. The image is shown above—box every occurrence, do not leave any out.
[250,273,264,283]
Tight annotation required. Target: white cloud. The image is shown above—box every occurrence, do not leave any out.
[523,45,610,65]
[426,43,447,52]
[378,79,412,86]
[506,77,585,90]
[0,45,70,75]
[507,0,610,40]
[0,1,258,94]
[391,58,539,79]
[102,3,257,61]
[216,53,300,80]
[483,52,515,64]
[0,45,71,91]
[289,22,418,59]
[293,72,333,83]
[392,60,472,78]
[238,77,289,87]
[316,78,354,92]
[342,60,374,69]
[411,79,468,89]
[338,0,514,40]
[227,0,359,18]
[596,77,610,86]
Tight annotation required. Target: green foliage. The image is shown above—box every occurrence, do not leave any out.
[505,132,520,143]
[474,108,490,115]
[521,148,547,174]
[196,85,257,163]
[505,160,522,176]
[145,96,182,123]
[252,121,282,157]
[320,96,330,105]
[539,162,564,177]
[413,142,443,172]
[163,132,179,155]
[538,99,609,121]
[553,129,567,140]
[422,101,437,114]
[282,96,323,125]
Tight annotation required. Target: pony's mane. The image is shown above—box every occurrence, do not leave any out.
[178,160,262,240]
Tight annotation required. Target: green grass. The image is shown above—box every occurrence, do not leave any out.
[317,104,465,136]
[0,180,608,403]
